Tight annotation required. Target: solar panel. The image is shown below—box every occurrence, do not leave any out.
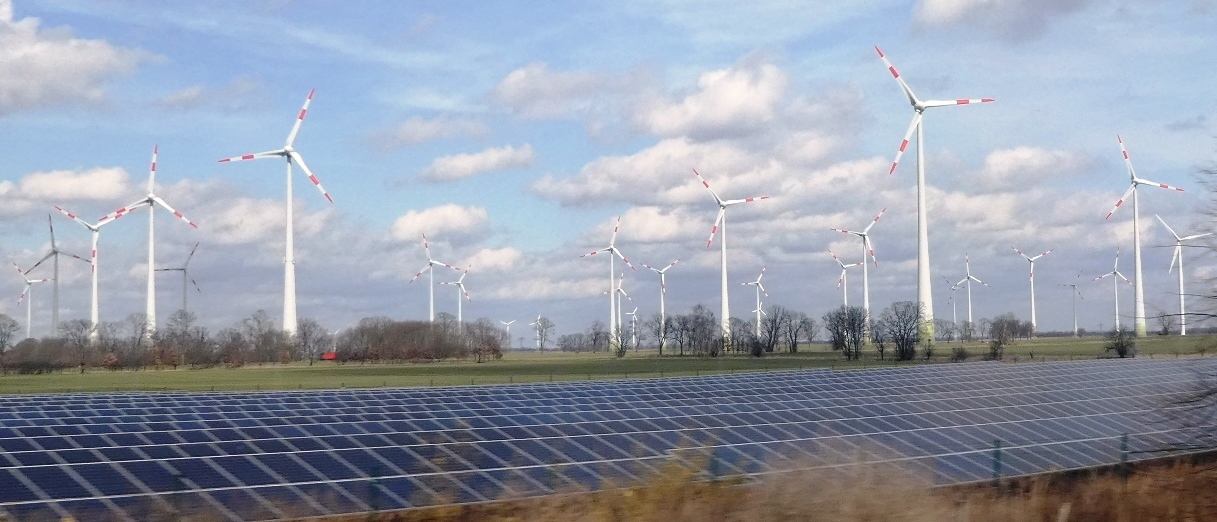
[0,358,1213,521]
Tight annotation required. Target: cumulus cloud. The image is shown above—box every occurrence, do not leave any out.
[389,204,489,240]
[634,58,788,140]
[0,167,132,218]
[492,62,627,119]
[913,0,1092,41]
[421,144,534,181]
[373,116,487,149]
[972,147,1094,191]
[0,1,152,115]
[464,247,523,273]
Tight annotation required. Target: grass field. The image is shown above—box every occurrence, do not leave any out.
[2,334,1215,394]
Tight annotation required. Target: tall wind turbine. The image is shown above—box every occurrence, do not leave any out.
[500,320,515,349]
[1093,247,1133,331]
[1011,246,1053,336]
[408,233,460,322]
[741,267,767,336]
[876,46,994,340]
[529,315,542,349]
[10,261,50,340]
[219,90,334,337]
[154,242,201,315]
[829,249,862,306]
[580,217,635,349]
[693,168,769,343]
[625,307,639,349]
[23,215,88,333]
[954,252,989,327]
[942,276,958,331]
[611,272,634,341]
[1155,214,1210,335]
[642,259,679,353]
[831,207,886,331]
[1058,274,1084,337]
[1105,135,1184,337]
[103,146,198,337]
[53,206,121,343]
[440,266,471,324]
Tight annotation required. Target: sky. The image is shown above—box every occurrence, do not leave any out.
[0,0,1215,342]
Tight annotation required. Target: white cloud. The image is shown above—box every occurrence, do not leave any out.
[634,58,788,139]
[421,144,534,181]
[492,62,622,119]
[0,167,132,218]
[464,247,523,273]
[0,2,152,115]
[390,204,489,240]
[913,0,1092,41]
[374,116,487,149]
[973,147,1094,191]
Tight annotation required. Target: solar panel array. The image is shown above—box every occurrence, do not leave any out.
[0,358,1211,521]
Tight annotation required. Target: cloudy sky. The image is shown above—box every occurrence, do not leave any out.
[0,0,1215,341]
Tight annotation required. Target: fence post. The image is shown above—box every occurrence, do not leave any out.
[992,439,1003,485]
[1120,432,1130,481]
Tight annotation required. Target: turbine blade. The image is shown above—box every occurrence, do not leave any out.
[53,205,94,230]
[148,145,158,194]
[923,98,995,107]
[1117,134,1136,180]
[1105,184,1136,220]
[97,199,150,226]
[580,249,603,258]
[970,275,989,287]
[723,195,770,205]
[1181,232,1214,241]
[1154,214,1180,240]
[184,242,199,268]
[865,236,878,266]
[1135,177,1185,192]
[874,46,919,105]
[706,209,725,248]
[151,196,199,228]
[611,247,636,271]
[47,214,56,249]
[15,287,28,307]
[888,112,922,175]
[862,207,887,234]
[609,216,621,248]
[288,151,334,203]
[691,168,724,205]
[218,150,284,163]
[1169,245,1180,274]
[191,278,202,293]
[25,252,54,275]
[408,264,431,284]
[286,89,315,147]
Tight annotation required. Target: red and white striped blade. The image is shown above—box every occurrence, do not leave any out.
[865,236,878,266]
[862,207,887,233]
[924,98,995,108]
[1134,177,1185,192]
[25,252,54,274]
[1092,272,1113,282]
[286,89,315,148]
[1116,271,1133,285]
[691,168,724,205]
[836,269,845,289]
[955,276,968,287]
[89,232,98,273]
[98,199,150,226]
[288,151,334,203]
[1105,184,1136,220]
[724,195,770,206]
[1117,135,1136,179]
[407,264,430,284]
[53,205,94,230]
[15,287,28,307]
[218,150,283,163]
[580,249,604,258]
[148,145,158,194]
[10,259,25,276]
[184,242,199,268]
[874,46,918,106]
[609,216,622,248]
[151,196,199,228]
[759,283,768,297]
[889,112,922,175]
[706,209,725,248]
[611,247,636,271]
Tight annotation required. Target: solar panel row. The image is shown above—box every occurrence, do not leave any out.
[0,358,1211,521]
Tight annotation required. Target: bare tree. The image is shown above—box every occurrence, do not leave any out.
[0,314,18,353]
[688,305,720,357]
[536,316,555,350]
[587,320,607,353]
[877,301,923,361]
[1155,311,1177,336]
[822,306,866,360]
[296,318,330,364]
[782,311,808,353]
[728,317,750,355]
[672,314,691,356]
[801,316,819,344]
[760,305,787,353]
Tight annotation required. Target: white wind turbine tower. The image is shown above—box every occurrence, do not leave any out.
[219,90,334,337]
[829,249,863,306]
[830,207,886,330]
[876,46,994,339]
[529,315,542,349]
[741,267,767,336]
[1058,274,1084,338]
[23,215,88,334]
[53,205,121,343]
[1155,214,1210,335]
[625,307,638,349]
[1093,247,1133,331]
[693,168,769,343]
[155,242,201,315]
[10,261,50,340]
[941,276,958,331]
[408,234,461,322]
[1105,135,1184,337]
[104,146,198,338]
[954,252,989,327]
[610,272,635,341]
[1011,246,1053,336]
[500,320,515,349]
[440,266,471,324]
[641,259,679,353]
[580,217,635,349]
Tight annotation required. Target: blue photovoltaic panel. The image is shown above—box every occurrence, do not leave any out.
[0,357,1213,521]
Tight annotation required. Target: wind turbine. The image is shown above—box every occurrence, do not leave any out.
[500,320,515,349]
[942,276,958,332]
[408,233,461,322]
[529,315,542,349]
[829,249,862,306]
[154,242,201,315]
[1011,246,1053,336]
[10,261,50,340]
[1105,135,1184,337]
[831,207,886,334]
[1155,214,1210,335]
[219,89,334,337]
[693,168,769,343]
[610,271,634,342]
[954,252,989,327]
[741,267,767,336]
[876,46,994,340]
[439,266,471,324]
[1093,247,1133,331]
[102,146,198,338]
[22,215,88,333]
[580,217,635,349]
[52,205,121,343]
[625,307,639,349]
[1058,274,1084,337]
[641,259,679,353]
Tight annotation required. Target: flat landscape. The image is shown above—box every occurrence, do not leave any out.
[2,334,1214,394]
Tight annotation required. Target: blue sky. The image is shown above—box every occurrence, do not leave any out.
[0,0,1215,340]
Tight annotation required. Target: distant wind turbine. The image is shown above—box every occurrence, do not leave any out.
[1011,246,1053,336]
[741,267,767,336]
[581,217,635,349]
[22,215,88,333]
[9,260,50,340]
[1058,273,1084,338]
[439,266,471,324]
[693,168,769,343]
[500,320,515,349]
[408,233,461,322]
[830,207,886,328]
[52,205,122,343]
[1155,215,1210,335]
[829,249,862,307]
[154,242,201,315]
[953,252,989,327]
[641,258,679,354]
[1093,247,1133,331]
